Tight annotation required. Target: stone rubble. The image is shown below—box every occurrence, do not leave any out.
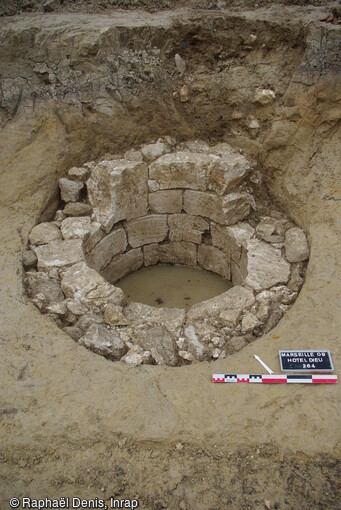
[24,138,309,366]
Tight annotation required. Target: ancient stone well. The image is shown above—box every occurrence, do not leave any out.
[24,138,309,366]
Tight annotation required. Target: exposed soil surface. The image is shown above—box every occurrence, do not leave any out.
[0,1,340,509]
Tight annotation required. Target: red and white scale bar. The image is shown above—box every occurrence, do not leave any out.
[212,374,338,384]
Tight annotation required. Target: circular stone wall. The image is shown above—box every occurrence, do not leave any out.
[24,138,309,366]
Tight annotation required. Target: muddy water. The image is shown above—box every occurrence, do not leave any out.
[115,264,233,310]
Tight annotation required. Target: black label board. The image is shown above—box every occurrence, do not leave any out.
[279,350,334,372]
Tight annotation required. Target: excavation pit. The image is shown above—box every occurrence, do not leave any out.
[24,138,309,366]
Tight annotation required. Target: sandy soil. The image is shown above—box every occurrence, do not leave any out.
[0,3,340,509]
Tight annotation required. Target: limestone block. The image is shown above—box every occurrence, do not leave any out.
[34,239,84,270]
[141,142,168,162]
[22,250,37,269]
[61,262,125,308]
[254,89,276,105]
[188,286,255,322]
[83,222,105,253]
[176,140,210,153]
[149,152,218,191]
[103,304,127,326]
[87,159,148,233]
[168,214,209,243]
[131,325,178,366]
[285,228,309,262]
[124,149,143,162]
[79,324,128,361]
[184,325,209,361]
[63,326,83,341]
[144,242,197,267]
[29,222,61,246]
[208,153,251,195]
[124,302,185,337]
[122,345,153,365]
[67,166,90,182]
[221,193,252,225]
[59,177,83,203]
[87,228,127,272]
[211,221,254,262]
[66,299,88,316]
[63,202,92,217]
[149,190,183,214]
[75,313,104,332]
[25,271,64,310]
[148,179,159,192]
[183,190,223,223]
[241,239,290,291]
[231,260,243,286]
[241,312,260,334]
[101,249,143,284]
[61,216,92,240]
[197,245,230,280]
[125,215,168,248]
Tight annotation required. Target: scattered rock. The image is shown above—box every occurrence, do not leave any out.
[225,336,247,355]
[43,0,61,12]
[132,325,179,366]
[208,152,251,195]
[63,326,83,341]
[59,178,84,203]
[285,228,309,262]
[254,89,276,105]
[178,351,196,362]
[29,222,61,246]
[180,84,189,102]
[184,325,208,361]
[175,54,186,75]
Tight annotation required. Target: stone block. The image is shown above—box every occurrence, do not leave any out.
[131,325,178,366]
[141,142,168,162]
[59,178,83,203]
[79,324,128,361]
[183,190,223,223]
[61,262,125,308]
[67,166,90,182]
[149,152,218,191]
[87,159,148,233]
[86,228,127,272]
[144,242,197,267]
[29,222,61,246]
[168,214,209,243]
[61,217,92,240]
[125,215,168,248]
[221,193,252,225]
[122,345,153,365]
[149,190,183,214]
[184,325,209,361]
[101,249,143,283]
[63,202,92,217]
[187,286,255,322]
[124,302,185,338]
[34,239,84,270]
[25,271,64,311]
[208,153,251,195]
[83,222,105,253]
[197,245,231,280]
[240,239,291,291]
[285,228,309,262]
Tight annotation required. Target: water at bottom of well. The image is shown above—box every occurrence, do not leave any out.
[115,264,233,310]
